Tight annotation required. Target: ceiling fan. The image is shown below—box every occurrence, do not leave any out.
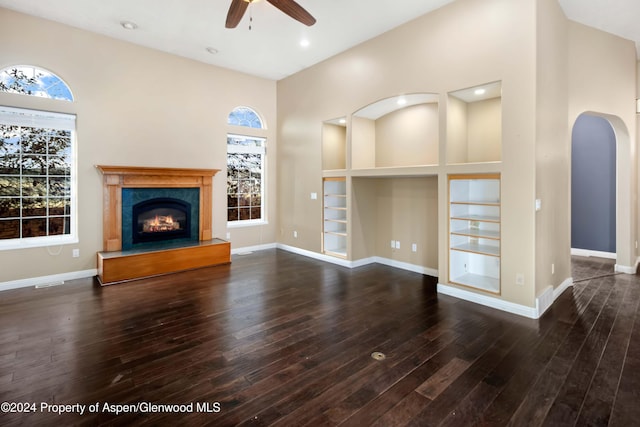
[225,0,316,28]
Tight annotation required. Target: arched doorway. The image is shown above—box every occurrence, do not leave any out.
[570,112,634,273]
[571,114,616,256]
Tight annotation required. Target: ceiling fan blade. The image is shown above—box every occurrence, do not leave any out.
[267,0,316,26]
[226,0,249,28]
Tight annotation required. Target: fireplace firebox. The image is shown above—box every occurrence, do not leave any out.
[132,198,191,244]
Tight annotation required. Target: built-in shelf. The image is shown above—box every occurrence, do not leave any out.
[322,118,347,171]
[447,81,502,165]
[351,93,439,170]
[323,177,348,258]
[449,174,501,294]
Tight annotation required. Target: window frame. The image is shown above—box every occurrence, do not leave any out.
[0,106,78,250]
[226,133,267,227]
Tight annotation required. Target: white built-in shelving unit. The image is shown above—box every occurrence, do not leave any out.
[449,174,501,293]
[323,177,347,258]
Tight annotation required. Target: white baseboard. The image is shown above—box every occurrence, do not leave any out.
[438,276,574,320]
[0,269,97,292]
[231,243,277,255]
[571,248,616,259]
[536,277,573,318]
[615,260,638,274]
[371,256,439,277]
[275,244,439,276]
[437,283,538,318]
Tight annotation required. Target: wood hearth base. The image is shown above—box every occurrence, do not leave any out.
[97,239,230,285]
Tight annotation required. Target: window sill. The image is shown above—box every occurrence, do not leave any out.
[227,220,268,229]
[0,235,78,251]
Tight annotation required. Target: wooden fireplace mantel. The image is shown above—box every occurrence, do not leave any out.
[96,165,220,252]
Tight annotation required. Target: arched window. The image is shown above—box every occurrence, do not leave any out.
[0,65,74,101]
[226,106,266,225]
[227,106,264,129]
[0,65,77,249]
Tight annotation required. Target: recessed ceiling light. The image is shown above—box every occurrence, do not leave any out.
[474,88,486,96]
[339,118,346,124]
[300,39,310,48]
[397,97,407,106]
[206,47,219,55]
[120,21,138,30]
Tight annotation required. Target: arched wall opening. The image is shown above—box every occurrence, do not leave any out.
[571,114,616,256]
[570,111,634,272]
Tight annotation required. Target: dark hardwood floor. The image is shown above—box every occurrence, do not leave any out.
[1,250,638,426]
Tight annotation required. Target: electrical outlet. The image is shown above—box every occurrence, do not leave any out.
[412,243,417,252]
[516,273,525,286]
[72,249,80,258]
[390,240,395,248]
[551,263,555,275]
[395,241,400,249]
[311,192,318,200]
[226,232,231,239]
[294,231,298,238]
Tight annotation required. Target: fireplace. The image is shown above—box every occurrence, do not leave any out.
[96,166,230,285]
[121,187,200,250]
[132,197,191,244]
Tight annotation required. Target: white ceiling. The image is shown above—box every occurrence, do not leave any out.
[0,0,638,81]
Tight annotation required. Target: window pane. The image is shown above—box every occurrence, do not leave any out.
[22,177,47,196]
[227,135,265,223]
[0,126,20,155]
[0,198,20,218]
[250,207,261,220]
[48,157,71,175]
[49,177,70,197]
[21,155,48,175]
[0,219,19,239]
[22,198,47,217]
[0,157,20,175]
[49,198,70,216]
[227,107,263,129]
[0,66,74,101]
[0,107,75,243]
[238,194,251,207]
[238,208,251,221]
[48,217,70,235]
[0,177,20,196]
[22,218,47,237]
[20,128,48,154]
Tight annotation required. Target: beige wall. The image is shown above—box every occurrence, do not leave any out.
[534,0,569,300]
[467,98,502,162]
[351,116,376,169]
[278,0,538,307]
[0,8,277,283]
[447,96,468,163]
[567,21,637,270]
[375,104,439,167]
[321,123,346,170]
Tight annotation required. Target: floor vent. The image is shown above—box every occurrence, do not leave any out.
[35,281,64,289]
[371,352,386,361]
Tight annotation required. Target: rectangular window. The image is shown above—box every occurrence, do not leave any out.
[227,134,265,225]
[0,106,76,249]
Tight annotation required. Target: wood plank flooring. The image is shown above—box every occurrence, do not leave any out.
[0,250,638,426]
